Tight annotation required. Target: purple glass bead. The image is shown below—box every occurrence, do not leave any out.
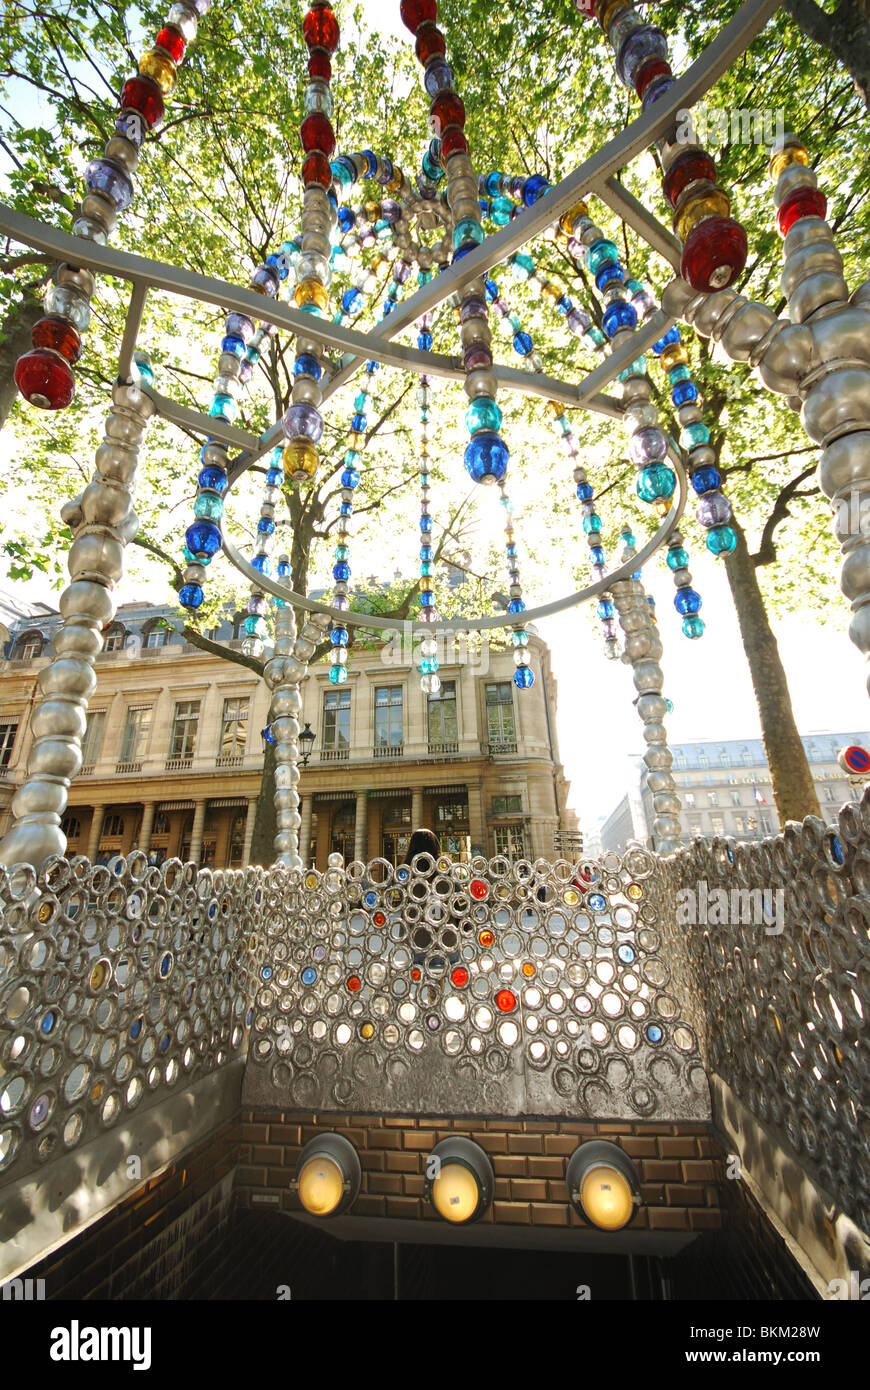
[334,594,350,611]
[248,594,268,615]
[115,111,146,147]
[381,199,402,226]
[85,157,134,212]
[616,27,669,88]
[567,238,585,260]
[419,607,438,623]
[251,265,279,296]
[602,619,617,638]
[391,257,410,281]
[628,426,667,466]
[226,312,255,342]
[566,308,591,335]
[463,345,493,371]
[631,290,656,318]
[460,297,487,322]
[239,360,254,384]
[282,401,324,443]
[695,491,732,526]
[423,59,454,98]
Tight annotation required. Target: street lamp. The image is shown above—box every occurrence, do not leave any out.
[299,721,315,767]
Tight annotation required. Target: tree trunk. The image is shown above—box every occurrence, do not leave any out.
[723,516,822,824]
[0,294,42,431]
[249,740,277,867]
[783,0,870,107]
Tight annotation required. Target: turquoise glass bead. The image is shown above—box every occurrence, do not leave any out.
[453,218,484,248]
[419,657,438,674]
[584,239,618,273]
[184,545,210,566]
[583,513,602,534]
[707,524,737,555]
[329,664,348,684]
[420,561,433,576]
[334,544,350,561]
[637,464,676,502]
[245,615,266,637]
[583,326,607,349]
[210,393,235,421]
[465,396,502,434]
[680,422,710,449]
[511,629,529,647]
[617,356,646,381]
[682,615,705,639]
[194,493,224,520]
[667,546,690,570]
[511,253,535,280]
[669,364,691,383]
[491,196,512,225]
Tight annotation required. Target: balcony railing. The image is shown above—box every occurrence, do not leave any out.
[115,761,142,775]
[216,754,245,768]
[320,748,349,762]
[80,764,95,776]
[373,744,403,759]
[428,742,459,756]
[488,741,518,756]
[165,756,193,773]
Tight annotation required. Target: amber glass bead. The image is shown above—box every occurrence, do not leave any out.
[347,431,364,451]
[301,151,332,188]
[32,316,82,363]
[558,202,588,240]
[674,185,730,241]
[386,169,404,193]
[415,22,445,63]
[283,440,318,480]
[155,26,185,64]
[595,0,630,30]
[295,278,329,310]
[430,91,465,135]
[303,6,339,52]
[769,144,809,182]
[301,111,335,157]
[660,343,688,370]
[139,49,177,95]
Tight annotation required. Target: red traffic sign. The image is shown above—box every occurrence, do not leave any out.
[839,745,870,775]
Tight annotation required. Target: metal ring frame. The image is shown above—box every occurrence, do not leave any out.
[0,0,778,635]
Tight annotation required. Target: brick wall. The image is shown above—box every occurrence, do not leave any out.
[237,1110,724,1233]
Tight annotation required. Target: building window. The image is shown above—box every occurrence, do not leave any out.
[730,790,741,806]
[220,697,249,757]
[493,794,523,815]
[81,710,105,768]
[825,785,840,803]
[708,790,719,807]
[153,812,170,836]
[229,812,247,867]
[697,750,708,768]
[494,824,526,858]
[436,799,468,826]
[16,632,43,660]
[104,814,125,838]
[741,747,752,766]
[427,679,457,746]
[674,751,686,769]
[684,792,695,809]
[322,689,351,750]
[232,614,246,641]
[719,749,730,766]
[170,701,200,759]
[710,813,725,835]
[485,682,516,749]
[102,624,126,652]
[145,625,169,649]
[374,686,403,749]
[61,813,80,839]
[734,814,758,836]
[0,722,19,768]
[119,707,151,764]
[330,800,356,861]
[727,774,737,785]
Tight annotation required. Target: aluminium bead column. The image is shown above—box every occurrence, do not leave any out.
[610,566,682,853]
[0,380,154,868]
[263,604,330,868]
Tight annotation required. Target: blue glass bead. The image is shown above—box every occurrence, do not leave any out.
[637,464,676,502]
[267,467,283,487]
[185,520,221,557]
[420,515,433,532]
[506,542,517,558]
[522,174,549,205]
[210,393,235,421]
[667,546,690,570]
[277,560,291,579]
[513,664,534,688]
[597,599,615,619]
[340,502,353,517]
[512,330,533,355]
[294,353,321,380]
[511,253,535,280]
[674,587,702,615]
[366,360,380,374]
[464,431,509,484]
[351,413,367,433]
[420,545,433,562]
[337,206,355,232]
[653,326,681,355]
[682,615,705,639]
[333,561,350,581]
[194,493,224,521]
[646,1023,664,1044]
[590,546,605,564]
[642,75,675,111]
[585,239,619,274]
[583,513,602,534]
[179,583,203,609]
[508,599,525,614]
[681,422,710,449]
[691,465,721,494]
[301,967,317,986]
[418,330,433,350]
[341,468,360,488]
[329,664,348,684]
[602,300,637,337]
[330,627,348,646]
[266,252,290,280]
[465,396,502,434]
[707,524,737,555]
[342,287,363,314]
[672,380,698,407]
[617,943,636,964]
[262,724,276,744]
[484,171,503,196]
[576,482,593,501]
[251,555,271,575]
[221,334,245,357]
[198,465,228,494]
[484,277,499,301]
[588,893,607,912]
[452,244,478,263]
[595,261,624,291]
[257,517,275,535]
[556,296,572,314]
[419,589,435,607]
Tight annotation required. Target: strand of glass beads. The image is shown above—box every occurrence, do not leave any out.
[497,482,535,689]
[416,339,441,692]
[239,446,286,658]
[282,1,341,489]
[629,281,737,561]
[400,0,512,491]
[13,0,212,412]
[585,0,748,294]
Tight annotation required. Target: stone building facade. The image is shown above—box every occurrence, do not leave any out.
[0,596,579,868]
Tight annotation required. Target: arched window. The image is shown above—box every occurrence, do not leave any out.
[102,623,126,652]
[142,620,170,649]
[16,631,43,660]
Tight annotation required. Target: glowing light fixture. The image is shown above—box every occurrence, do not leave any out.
[566,1141,640,1231]
[291,1133,361,1218]
[423,1137,494,1225]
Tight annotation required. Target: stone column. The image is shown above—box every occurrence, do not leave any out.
[353,789,367,863]
[300,795,313,867]
[188,799,207,865]
[86,805,104,863]
[136,801,156,854]
[411,786,423,830]
[467,781,486,856]
[0,380,153,868]
[242,796,258,867]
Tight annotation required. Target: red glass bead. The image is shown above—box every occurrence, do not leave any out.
[308,51,331,80]
[662,149,718,209]
[155,25,186,64]
[120,75,165,128]
[300,111,335,157]
[430,91,465,135]
[775,187,827,238]
[680,215,747,292]
[415,22,445,63]
[411,967,422,981]
[303,6,339,53]
[439,127,468,163]
[14,348,75,409]
[451,966,468,988]
[495,988,517,1013]
[400,0,437,33]
[347,974,362,992]
[470,879,488,900]
[31,316,82,364]
[301,151,332,188]
[634,55,671,99]
[372,910,386,927]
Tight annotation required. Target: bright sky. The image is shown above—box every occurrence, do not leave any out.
[2,0,868,834]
